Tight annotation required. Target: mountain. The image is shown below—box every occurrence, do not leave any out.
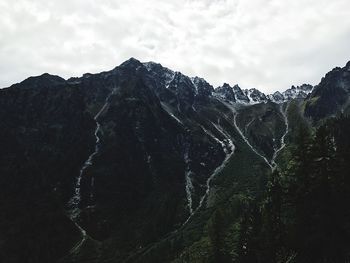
[305,61,350,121]
[283,84,313,100]
[0,58,239,262]
[0,58,349,263]
[214,83,237,102]
[214,83,313,105]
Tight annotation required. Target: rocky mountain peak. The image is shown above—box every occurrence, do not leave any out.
[244,88,267,104]
[143,61,175,88]
[191,76,214,97]
[119,57,143,67]
[305,60,350,121]
[232,85,250,103]
[139,59,314,105]
[214,83,236,102]
[268,91,284,102]
[282,84,313,100]
[10,73,66,89]
[113,57,147,76]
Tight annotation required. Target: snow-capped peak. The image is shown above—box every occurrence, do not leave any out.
[143,61,175,88]
[213,83,313,105]
[142,60,313,105]
[282,84,313,100]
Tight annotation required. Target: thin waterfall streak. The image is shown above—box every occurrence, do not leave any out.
[68,88,116,220]
[219,99,273,170]
[271,103,289,170]
[181,119,236,228]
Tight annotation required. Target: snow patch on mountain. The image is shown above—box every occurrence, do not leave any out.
[143,60,313,105]
[214,83,313,105]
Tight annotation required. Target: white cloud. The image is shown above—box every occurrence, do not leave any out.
[0,0,349,92]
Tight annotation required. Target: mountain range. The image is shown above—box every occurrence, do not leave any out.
[1,58,350,263]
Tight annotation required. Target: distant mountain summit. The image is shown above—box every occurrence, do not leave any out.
[141,60,314,105]
[213,82,313,105]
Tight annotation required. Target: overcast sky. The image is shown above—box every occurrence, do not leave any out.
[0,0,350,92]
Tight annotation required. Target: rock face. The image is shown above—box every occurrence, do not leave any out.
[305,62,350,121]
[214,83,313,104]
[0,58,233,262]
[0,76,95,262]
[283,84,313,100]
[233,84,250,103]
[270,91,285,102]
[214,83,236,102]
[75,59,230,245]
[235,102,287,161]
[191,76,215,101]
[245,88,268,103]
[0,57,349,263]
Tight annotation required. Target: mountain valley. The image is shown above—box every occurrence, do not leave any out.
[1,58,350,263]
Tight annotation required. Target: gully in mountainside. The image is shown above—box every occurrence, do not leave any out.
[65,87,117,256]
[271,102,290,170]
[181,141,235,228]
[220,99,290,172]
[220,100,273,169]
[67,88,117,219]
[181,115,236,228]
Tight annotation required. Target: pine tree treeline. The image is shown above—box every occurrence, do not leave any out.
[144,116,350,263]
[257,116,350,262]
[234,115,350,263]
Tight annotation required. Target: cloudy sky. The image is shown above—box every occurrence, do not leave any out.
[0,0,350,93]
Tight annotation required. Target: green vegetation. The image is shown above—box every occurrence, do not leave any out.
[126,105,271,263]
[132,107,350,263]
[236,102,287,160]
[248,115,350,262]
